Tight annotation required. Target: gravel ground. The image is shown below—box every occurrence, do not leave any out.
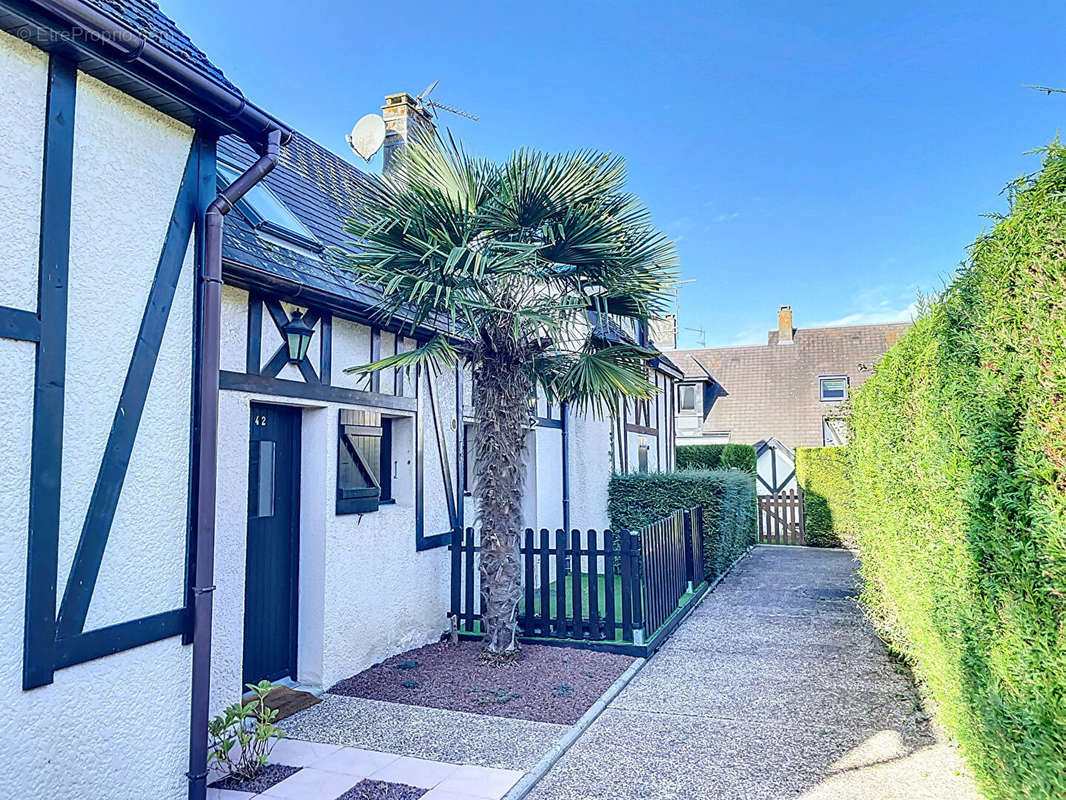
[207,763,300,793]
[329,641,634,725]
[526,546,980,800]
[335,779,426,800]
[284,695,567,770]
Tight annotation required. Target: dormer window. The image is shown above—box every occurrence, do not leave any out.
[819,375,848,402]
[217,162,322,252]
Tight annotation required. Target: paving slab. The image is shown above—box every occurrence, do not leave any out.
[526,546,979,800]
[284,695,566,771]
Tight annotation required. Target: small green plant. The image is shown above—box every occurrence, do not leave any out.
[401,680,419,689]
[552,684,573,697]
[397,660,420,670]
[207,681,285,782]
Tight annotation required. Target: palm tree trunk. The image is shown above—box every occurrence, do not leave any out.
[472,352,530,661]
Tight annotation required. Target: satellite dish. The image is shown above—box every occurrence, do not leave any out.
[346,113,386,162]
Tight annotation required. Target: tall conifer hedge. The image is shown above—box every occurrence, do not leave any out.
[847,145,1066,799]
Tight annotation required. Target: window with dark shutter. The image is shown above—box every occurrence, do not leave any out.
[337,409,392,514]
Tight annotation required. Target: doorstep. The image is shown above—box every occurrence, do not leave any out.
[208,738,522,800]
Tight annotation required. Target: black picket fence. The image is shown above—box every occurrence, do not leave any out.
[449,506,707,655]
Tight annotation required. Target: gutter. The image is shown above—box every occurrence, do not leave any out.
[12,0,292,146]
[187,129,284,800]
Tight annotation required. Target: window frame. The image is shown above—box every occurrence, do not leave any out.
[217,161,323,253]
[819,375,849,403]
[678,383,698,412]
[336,410,392,515]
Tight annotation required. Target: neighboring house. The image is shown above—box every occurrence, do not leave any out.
[586,311,683,475]
[672,306,908,493]
[0,7,676,799]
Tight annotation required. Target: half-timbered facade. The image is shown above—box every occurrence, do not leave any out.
[0,1,293,797]
[0,3,677,798]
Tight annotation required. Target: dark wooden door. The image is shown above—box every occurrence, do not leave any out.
[243,403,300,685]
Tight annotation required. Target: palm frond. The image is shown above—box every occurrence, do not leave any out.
[537,343,660,417]
[343,333,459,379]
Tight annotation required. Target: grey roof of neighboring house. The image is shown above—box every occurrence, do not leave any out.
[84,0,237,91]
[672,322,910,449]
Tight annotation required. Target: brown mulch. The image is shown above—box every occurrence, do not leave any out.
[328,641,635,725]
[336,780,427,800]
[208,763,300,793]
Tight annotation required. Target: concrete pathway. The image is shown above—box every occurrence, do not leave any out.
[526,546,980,800]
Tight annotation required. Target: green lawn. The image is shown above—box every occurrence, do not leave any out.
[522,573,626,620]
[517,574,696,644]
[459,575,698,645]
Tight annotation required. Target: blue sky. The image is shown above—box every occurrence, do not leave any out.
[171,0,1065,347]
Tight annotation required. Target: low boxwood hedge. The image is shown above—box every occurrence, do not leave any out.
[847,144,1066,799]
[795,447,852,548]
[608,469,756,579]
[676,443,756,473]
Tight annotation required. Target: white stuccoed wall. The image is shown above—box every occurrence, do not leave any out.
[566,414,612,531]
[0,33,196,800]
[212,287,454,710]
[0,33,44,313]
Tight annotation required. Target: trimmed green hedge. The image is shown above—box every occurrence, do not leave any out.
[847,145,1066,799]
[608,469,756,579]
[676,443,757,473]
[795,447,852,548]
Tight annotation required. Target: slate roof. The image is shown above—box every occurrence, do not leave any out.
[218,133,391,315]
[586,310,680,377]
[83,0,237,91]
[672,322,910,449]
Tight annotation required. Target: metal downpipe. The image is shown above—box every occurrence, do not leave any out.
[187,128,282,800]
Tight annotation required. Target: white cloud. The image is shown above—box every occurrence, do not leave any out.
[806,286,920,328]
[712,212,740,223]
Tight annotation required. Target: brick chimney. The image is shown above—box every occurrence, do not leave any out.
[778,305,794,344]
[381,93,435,174]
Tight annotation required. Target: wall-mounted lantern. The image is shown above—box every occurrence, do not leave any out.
[282,311,315,362]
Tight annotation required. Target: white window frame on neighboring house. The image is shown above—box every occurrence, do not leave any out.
[819,374,848,402]
[678,383,698,412]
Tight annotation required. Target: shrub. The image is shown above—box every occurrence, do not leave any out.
[608,469,756,579]
[795,447,852,548]
[847,144,1066,799]
[676,443,756,473]
[208,681,285,781]
[675,444,723,470]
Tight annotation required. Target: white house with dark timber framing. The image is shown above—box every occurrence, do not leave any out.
[0,3,678,798]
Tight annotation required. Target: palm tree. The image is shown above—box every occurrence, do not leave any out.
[339,134,677,662]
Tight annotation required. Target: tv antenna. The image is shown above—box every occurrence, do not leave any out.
[684,327,707,348]
[414,80,480,122]
[346,82,479,162]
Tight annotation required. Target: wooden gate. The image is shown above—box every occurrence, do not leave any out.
[758,489,806,545]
